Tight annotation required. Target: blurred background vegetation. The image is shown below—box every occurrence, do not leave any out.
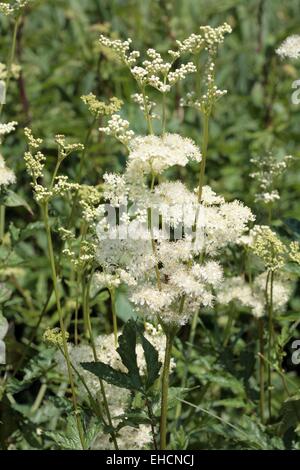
[1,0,300,450]
[1,0,300,218]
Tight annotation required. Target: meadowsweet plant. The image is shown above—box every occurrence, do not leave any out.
[250,154,293,204]
[0,123,17,190]
[1,4,300,452]
[276,35,300,106]
[219,147,297,423]
[79,24,262,450]
[276,35,300,59]
[0,0,31,240]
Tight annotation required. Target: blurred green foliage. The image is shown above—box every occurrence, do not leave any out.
[1,0,300,450]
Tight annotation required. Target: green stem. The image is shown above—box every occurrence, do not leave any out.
[42,202,85,449]
[258,317,265,422]
[145,396,158,450]
[0,15,21,116]
[147,204,162,291]
[0,15,22,241]
[109,287,118,347]
[267,270,274,420]
[141,86,153,134]
[83,273,119,450]
[0,205,5,241]
[177,111,211,420]
[150,171,156,191]
[160,328,175,450]
[197,112,210,203]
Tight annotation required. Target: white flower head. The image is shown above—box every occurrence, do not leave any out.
[103,172,128,207]
[0,154,16,187]
[276,35,300,59]
[126,133,201,177]
[0,121,17,139]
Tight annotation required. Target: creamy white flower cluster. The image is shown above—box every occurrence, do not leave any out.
[217,273,294,319]
[0,153,15,188]
[99,34,197,94]
[95,172,254,325]
[102,173,128,207]
[276,35,300,59]
[99,114,134,147]
[250,153,292,204]
[56,325,172,449]
[0,0,30,15]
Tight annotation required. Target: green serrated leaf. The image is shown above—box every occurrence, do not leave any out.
[3,190,33,214]
[139,330,161,390]
[6,349,54,394]
[0,286,12,305]
[213,398,246,408]
[45,414,84,450]
[115,290,138,321]
[285,218,300,240]
[117,319,142,390]
[115,411,151,431]
[283,262,300,275]
[81,361,137,391]
[280,395,300,434]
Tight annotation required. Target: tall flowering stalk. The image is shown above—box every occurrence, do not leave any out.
[0,2,26,239]
[93,24,259,449]
[23,128,122,448]
[0,2,299,451]
[251,226,288,419]
[22,21,297,450]
[23,129,86,448]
